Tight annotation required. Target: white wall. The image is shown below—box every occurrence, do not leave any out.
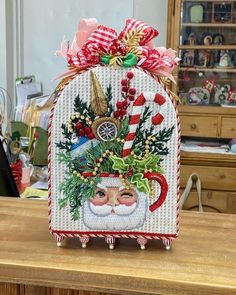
[134,0,168,47]
[0,0,7,90]
[2,0,168,97]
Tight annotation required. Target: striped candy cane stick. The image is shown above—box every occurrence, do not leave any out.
[122,91,167,158]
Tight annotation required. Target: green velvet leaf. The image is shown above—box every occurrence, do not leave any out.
[123,53,138,67]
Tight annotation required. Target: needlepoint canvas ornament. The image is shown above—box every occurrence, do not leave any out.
[49,18,180,250]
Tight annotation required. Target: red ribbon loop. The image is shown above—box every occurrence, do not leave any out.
[56,19,179,81]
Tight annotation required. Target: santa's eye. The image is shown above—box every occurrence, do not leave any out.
[120,192,133,198]
[96,190,106,198]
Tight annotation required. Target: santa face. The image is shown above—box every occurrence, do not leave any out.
[83,177,149,231]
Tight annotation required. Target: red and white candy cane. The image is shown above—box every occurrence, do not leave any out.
[122,91,167,158]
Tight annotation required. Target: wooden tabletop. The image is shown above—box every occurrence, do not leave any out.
[0,197,236,295]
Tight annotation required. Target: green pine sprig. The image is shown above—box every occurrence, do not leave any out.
[151,126,175,155]
[74,94,96,120]
[132,106,152,153]
[56,124,73,152]
[59,171,101,221]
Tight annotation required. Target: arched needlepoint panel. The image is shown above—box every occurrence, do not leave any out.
[48,18,180,249]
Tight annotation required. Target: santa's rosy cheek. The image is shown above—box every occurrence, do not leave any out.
[118,197,136,206]
[90,198,107,206]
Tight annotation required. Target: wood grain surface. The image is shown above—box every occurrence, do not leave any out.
[0,197,236,295]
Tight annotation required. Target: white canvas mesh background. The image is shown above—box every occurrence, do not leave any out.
[50,66,179,235]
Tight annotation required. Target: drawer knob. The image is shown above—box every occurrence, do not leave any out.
[190,123,197,130]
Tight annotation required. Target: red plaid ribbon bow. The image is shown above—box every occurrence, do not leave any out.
[56,19,179,81]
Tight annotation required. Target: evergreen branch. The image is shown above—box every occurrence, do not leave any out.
[150,126,175,155]
[74,94,96,120]
[56,124,72,152]
[132,106,152,153]
[58,170,101,220]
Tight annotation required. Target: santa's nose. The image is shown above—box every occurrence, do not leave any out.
[106,191,120,207]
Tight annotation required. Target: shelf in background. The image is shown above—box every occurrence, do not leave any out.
[182,23,236,27]
[179,45,236,50]
[181,150,236,168]
[179,67,236,73]
[178,104,236,115]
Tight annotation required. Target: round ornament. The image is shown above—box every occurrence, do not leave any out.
[92,117,121,141]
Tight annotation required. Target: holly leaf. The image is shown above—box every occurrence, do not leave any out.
[132,154,161,172]
[110,155,129,173]
[131,173,151,194]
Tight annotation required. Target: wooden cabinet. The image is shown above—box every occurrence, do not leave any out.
[179,104,236,138]
[168,0,236,213]
[179,106,236,213]
[180,150,236,213]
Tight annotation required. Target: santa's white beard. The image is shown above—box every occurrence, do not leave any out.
[82,192,149,231]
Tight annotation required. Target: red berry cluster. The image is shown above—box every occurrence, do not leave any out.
[75,122,95,139]
[114,100,128,119]
[114,72,136,119]
[121,72,136,101]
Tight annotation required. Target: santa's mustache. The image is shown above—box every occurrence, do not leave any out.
[89,202,137,216]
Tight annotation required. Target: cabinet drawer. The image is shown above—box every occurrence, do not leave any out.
[221,117,236,139]
[180,165,236,191]
[180,115,218,137]
[180,189,236,214]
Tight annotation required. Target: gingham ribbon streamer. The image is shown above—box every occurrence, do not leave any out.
[118,18,159,46]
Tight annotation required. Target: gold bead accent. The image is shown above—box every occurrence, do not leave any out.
[144,170,148,173]
[76,114,80,119]
[88,120,92,125]
[73,170,77,175]
[76,172,80,177]
[110,151,114,156]
[121,139,125,143]
[80,175,84,180]
[84,178,88,182]
[85,117,89,121]
[97,163,101,167]
[148,136,152,141]
[92,171,97,176]
[145,149,149,154]
[90,181,94,185]
[149,169,153,172]
[134,155,137,159]
[145,145,149,149]
[69,128,74,133]
[94,167,98,171]
[138,156,142,160]
[119,174,123,178]
[72,115,75,120]
[81,115,85,119]
[151,137,156,141]
[117,138,120,142]
[99,158,103,163]
[145,140,150,145]
[131,151,134,155]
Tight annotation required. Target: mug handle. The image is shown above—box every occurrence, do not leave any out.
[143,172,168,212]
